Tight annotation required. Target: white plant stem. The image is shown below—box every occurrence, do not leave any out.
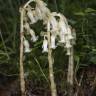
[47,22,57,96]
[19,8,26,96]
[67,46,74,96]
[19,1,76,96]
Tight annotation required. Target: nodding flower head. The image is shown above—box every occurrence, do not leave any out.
[24,22,30,31]
[50,34,57,49]
[35,6,42,20]
[27,8,37,24]
[57,13,68,24]
[22,0,76,55]
[29,29,38,42]
[23,38,31,53]
[42,36,48,53]
[71,28,76,45]
[58,20,68,35]
[65,41,72,48]
[57,13,69,36]
[49,14,58,31]
[66,48,71,55]
[36,0,47,7]
[36,0,50,19]
[67,26,74,40]
[59,32,66,43]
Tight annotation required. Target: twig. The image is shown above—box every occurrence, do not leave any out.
[0,30,9,59]
[89,76,96,96]
[74,71,84,96]
[33,56,50,84]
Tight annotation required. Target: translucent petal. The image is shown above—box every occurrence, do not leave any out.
[68,35,74,40]
[42,39,48,53]
[24,39,30,48]
[24,39,31,53]
[24,22,30,31]
[59,21,67,34]
[50,35,56,49]
[59,33,66,43]
[50,16,58,31]
[27,9,37,24]
[35,7,43,20]
[25,48,31,53]
[29,29,38,42]
[67,26,73,39]
[65,41,72,48]
[31,35,38,42]
[66,48,71,55]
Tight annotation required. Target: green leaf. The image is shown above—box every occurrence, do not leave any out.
[74,12,85,16]
[90,56,96,64]
[85,8,96,13]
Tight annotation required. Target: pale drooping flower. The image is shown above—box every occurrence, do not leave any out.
[36,0,47,8]
[72,29,76,40]
[27,8,37,24]
[59,20,67,34]
[50,34,57,49]
[24,22,30,31]
[49,13,58,31]
[67,26,73,40]
[65,40,72,49]
[71,28,76,45]
[44,12,58,33]
[35,6,43,20]
[42,36,48,53]
[59,32,66,43]
[66,48,71,55]
[58,18,67,44]
[22,0,76,55]
[36,0,50,20]
[29,29,38,42]
[24,38,31,53]
[31,10,40,21]
[58,14,68,35]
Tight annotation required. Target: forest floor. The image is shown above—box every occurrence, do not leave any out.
[0,66,96,96]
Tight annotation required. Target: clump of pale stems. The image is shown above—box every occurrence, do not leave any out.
[23,0,76,55]
[20,0,76,96]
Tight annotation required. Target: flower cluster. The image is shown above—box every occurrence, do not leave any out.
[23,0,50,53]
[22,0,76,55]
[42,13,76,55]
